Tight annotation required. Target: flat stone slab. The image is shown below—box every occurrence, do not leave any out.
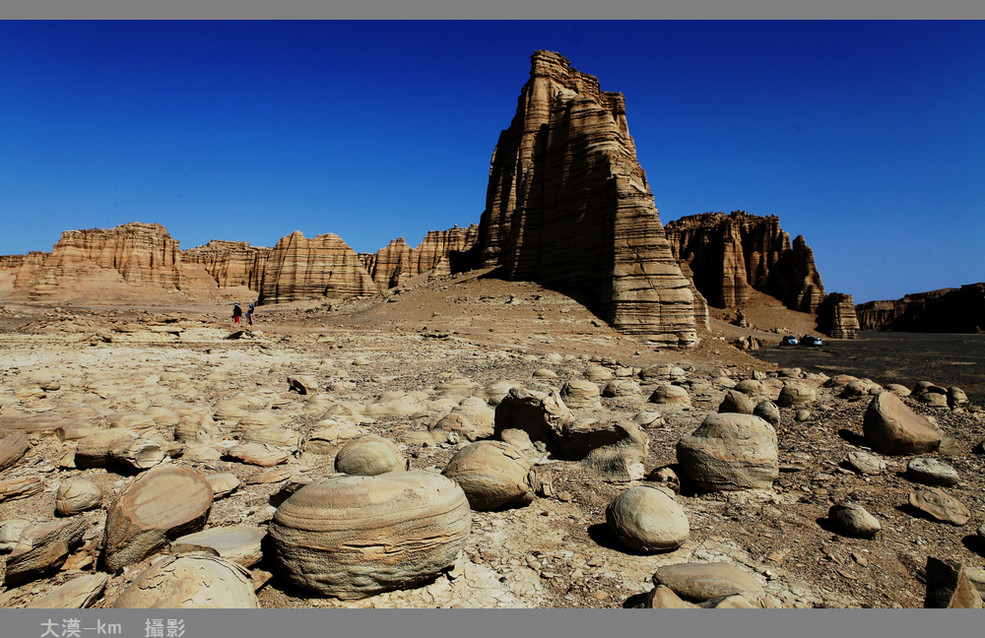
[908,488,970,526]
[26,573,108,609]
[224,442,290,467]
[172,525,266,568]
[906,458,959,487]
[652,562,763,602]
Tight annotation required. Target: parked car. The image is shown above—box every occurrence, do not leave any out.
[780,335,799,346]
[800,335,823,347]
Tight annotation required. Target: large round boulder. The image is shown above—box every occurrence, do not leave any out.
[676,413,778,491]
[112,554,258,608]
[561,380,602,409]
[605,485,689,553]
[268,471,471,599]
[442,441,537,511]
[862,391,941,455]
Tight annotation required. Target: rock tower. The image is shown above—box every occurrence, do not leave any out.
[477,51,697,346]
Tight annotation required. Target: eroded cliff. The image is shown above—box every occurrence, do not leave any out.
[477,50,697,346]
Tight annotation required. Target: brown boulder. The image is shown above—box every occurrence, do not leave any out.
[862,391,941,455]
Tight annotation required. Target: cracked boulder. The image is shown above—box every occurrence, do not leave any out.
[112,554,258,608]
[676,413,778,491]
[442,441,538,511]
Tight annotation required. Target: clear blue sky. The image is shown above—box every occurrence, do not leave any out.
[0,20,982,303]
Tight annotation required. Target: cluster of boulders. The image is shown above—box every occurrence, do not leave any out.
[1,344,984,610]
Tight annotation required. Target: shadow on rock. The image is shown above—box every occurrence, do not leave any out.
[586,523,654,556]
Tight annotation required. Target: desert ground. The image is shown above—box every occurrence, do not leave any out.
[1,270,983,609]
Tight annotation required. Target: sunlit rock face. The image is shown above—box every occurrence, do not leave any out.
[361,225,480,291]
[477,50,697,346]
[182,240,270,290]
[27,223,183,297]
[665,210,826,313]
[257,231,377,304]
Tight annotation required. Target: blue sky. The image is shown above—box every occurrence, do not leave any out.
[0,20,982,303]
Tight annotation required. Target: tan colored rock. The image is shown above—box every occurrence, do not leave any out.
[257,231,377,305]
[224,442,289,467]
[817,292,860,339]
[641,584,700,608]
[665,211,825,313]
[268,471,471,599]
[25,223,183,298]
[74,429,166,471]
[26,573,108,609]
[181,239,269,290]
[562,419,648,483]
[103,466,214,572]
[112,554,258,608]
[862,391,941,455]
[55,477,103,516]
[676,413,779,491]
[908,488,970,525]
[718,389,755,415]
[334,434,407,476]
[560,379,602,410]
[171,525,266,568]
[776,382,815,408]
[605,485,689,553]
[828,502,881,537]
[442,441,537,511]
[477,50,697,344]
[649,384,690,406]
[494,387,573,448]
[0,432,30,472]
[4,517,88,586]
[652,562,763,602]
[0,475,45,502]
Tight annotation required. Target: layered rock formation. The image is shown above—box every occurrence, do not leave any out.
[360,225,480,291]
[477,50,697,345]
[817,293,861,339]
[856,283,985,333]
[24,223,183,297]
[664,211,825,313]
[361,238,415,290]
[256,231,377,305]
[182,241,270,290]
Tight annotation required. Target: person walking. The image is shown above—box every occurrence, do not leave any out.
[246,303,255,326]
[232,302,242,324]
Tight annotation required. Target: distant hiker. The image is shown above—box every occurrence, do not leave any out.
[246,303,255,326]
[233,302,242,324]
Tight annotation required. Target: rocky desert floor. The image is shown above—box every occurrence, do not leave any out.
[1,270,984,609]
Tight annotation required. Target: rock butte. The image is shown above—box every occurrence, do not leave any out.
[856,283,985,333]
[477,50,697,345]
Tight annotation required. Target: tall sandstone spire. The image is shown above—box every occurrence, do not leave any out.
[478,51,697,346]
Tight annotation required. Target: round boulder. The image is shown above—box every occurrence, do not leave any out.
[605,485,689,553]
[442,441,538,511]
[649,385,690,406]
[828,502,881,538]
[676,413,778,491]
[776,383,815,408]
[561,380,602,410]
[55,478,103,516]
[268,471,471,599]
[334,434,407,476]
[718,390,755,415]
[112,554,258,608]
